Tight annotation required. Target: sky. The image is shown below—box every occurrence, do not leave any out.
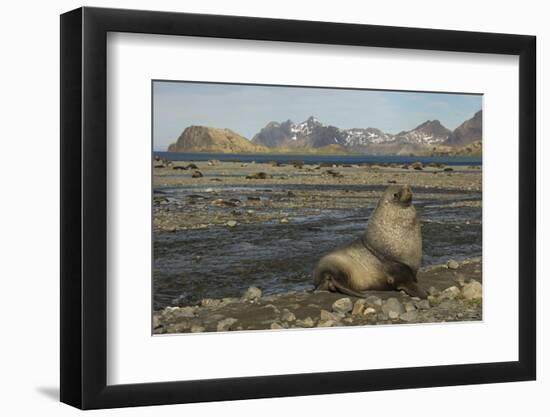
[153,81,482,151]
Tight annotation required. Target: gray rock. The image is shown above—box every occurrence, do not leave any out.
[152,315,161,329]
[217,318,238,331]
[332,297,353,314]
[242,286,262,302]
[382,297,404,317]
[318,319,336,327]
[281,309,296,322]
[447,259,459,270]
[416,299,431,310]
[226,220,238,227]
[270,322,284,330]
[192,170,203,178]
[400,311,419,322]
[462,280,482,300]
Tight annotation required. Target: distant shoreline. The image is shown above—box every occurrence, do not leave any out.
[153,151,482,166]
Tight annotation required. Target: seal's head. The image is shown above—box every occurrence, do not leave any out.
[382,185,413,207]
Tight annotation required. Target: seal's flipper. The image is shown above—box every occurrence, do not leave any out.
[382,260,428,298]
[328,277,369,298]
[396,281,428,299]
[382,260,416,283]
[314,267,368,298]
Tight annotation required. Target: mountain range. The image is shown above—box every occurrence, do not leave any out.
[167,110,482,155]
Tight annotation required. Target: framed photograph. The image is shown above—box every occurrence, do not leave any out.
[60,6,536,410]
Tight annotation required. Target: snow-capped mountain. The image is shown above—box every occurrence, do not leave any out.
[393,120,451,145]
[251,116,457,152]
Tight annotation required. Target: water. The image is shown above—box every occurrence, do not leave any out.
[154,152,482,166]
[153,185,482,309]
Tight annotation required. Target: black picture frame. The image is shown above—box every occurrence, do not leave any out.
[60,6,536,410]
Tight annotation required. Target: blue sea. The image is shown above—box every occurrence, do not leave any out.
[154,152,482,166]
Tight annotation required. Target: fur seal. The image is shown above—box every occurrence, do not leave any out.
[313,185,426,298]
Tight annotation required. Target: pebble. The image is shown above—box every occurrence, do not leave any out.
[388,311,400,319]
[377,312,389,321]
[217,318,238,331]
[400,311,419,322]
[363,307,377,315]
[404,302,416,312]
[462,280,482,300]
[365,295,382,307]
[454,274,466,287]
[201,298,222,308]
[190,325,205,333]
[318,320,336,327]
[271,322,284,330]
[382,297,404,317]
[226,220,238,227]
[166,322,191,333]
[416,299,431,310]
[440,286,461,300]
[332,298,353,314]
[320,309,342,322]
[297,317,315,328]
[152,315,161,329]
[281,309,296,322]
[242,286,263,302]
[428,286,441,296]
[352,299,367,316]
[263,304,280,314]
[447,259,459,270]
[438,300,455,310]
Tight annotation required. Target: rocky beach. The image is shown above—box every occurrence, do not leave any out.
[153,158,482,333]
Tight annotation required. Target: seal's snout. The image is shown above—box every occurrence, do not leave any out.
[394,185,412,204]
[401,185,412,203]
